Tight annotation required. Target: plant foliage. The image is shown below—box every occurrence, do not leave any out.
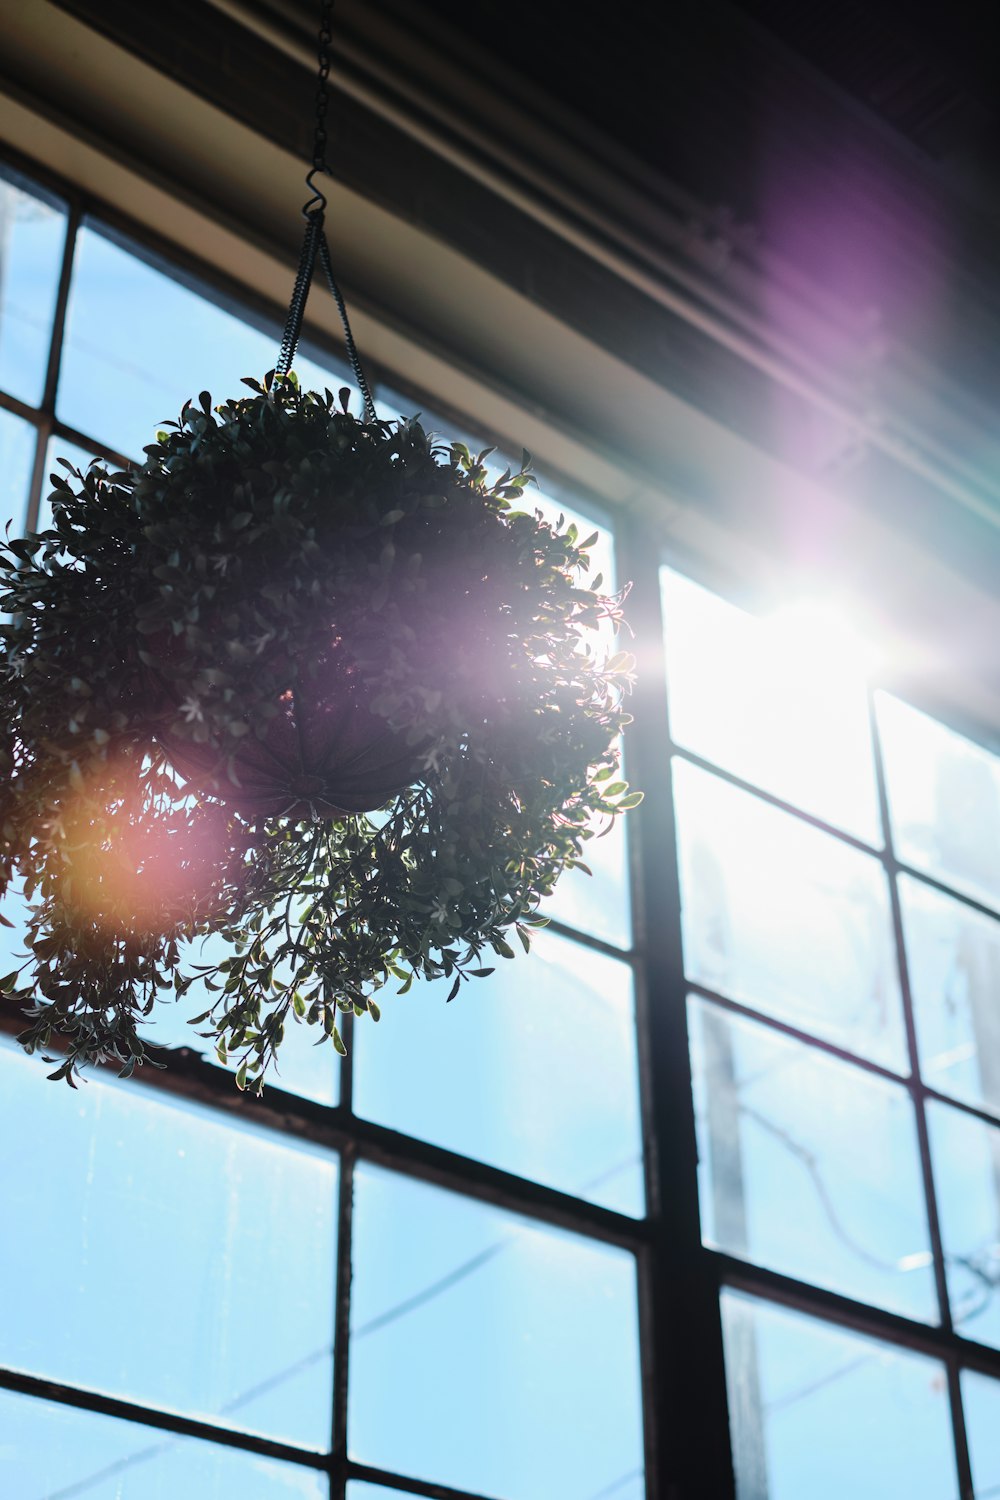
[0,375,639,1089]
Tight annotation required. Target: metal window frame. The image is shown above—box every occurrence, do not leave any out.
[3,143,1000,1500]
[0,148,650,1500]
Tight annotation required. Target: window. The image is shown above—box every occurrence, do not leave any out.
[659,566,1000,1498]
[0,160,645,1500]
[3,145,1000,1500]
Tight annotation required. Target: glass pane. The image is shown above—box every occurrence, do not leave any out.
[721,1291,957,1500]
[59,224,351,460]
[353,928,644,1216]
[0,1386,327,1500]
[532,492,629,946]
[661,568,880,841]
[878,692,1000,914]
[543,741,631,949]
[0,169,67,406]
[40,431,102,527]
[349,1164,645,1500]
[142,930,340,1108]
[690,999,936,1319]
[674,760,905,1069]
[0,1040,337,1449]
[0,405,36,533]
[0,882,338,1106]
[0,877,30,982]
[928,1100,1000,1348]
[902,875,1000,1119]
[962,1369,1000,1500]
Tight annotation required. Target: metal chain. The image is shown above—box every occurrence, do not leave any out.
[317,230,377,422]
[275,214,321,379]
[275,0,377,421]
[312,0,334,173]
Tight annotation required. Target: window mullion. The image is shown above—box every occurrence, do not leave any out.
[867,686,976,1500]
[25,195,81,531]
[616,512,736,1500]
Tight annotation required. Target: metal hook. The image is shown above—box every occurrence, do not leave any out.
[302,166,328,221]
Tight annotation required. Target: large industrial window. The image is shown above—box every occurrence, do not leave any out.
[3,147,1000,1500]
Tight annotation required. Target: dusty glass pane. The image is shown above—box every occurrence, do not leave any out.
[901,874,1000,1118]
[962,1369,1000,1500]
[0,1039,337,1449]
[59,223,352,460]
[661,568,880,842]
[0,169,67,406]
[690,999,936,1319]
[878,691,1000,914]
[349,1164,645,1500]
[928,1100,1000,1348]
[0,1386,327,1500]
[674,759,905,1069]
[353,928,644,1216]
[0,405,36,534]
[721,1291,956,1500]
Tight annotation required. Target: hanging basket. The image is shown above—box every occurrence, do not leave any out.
[0,376,640,1088]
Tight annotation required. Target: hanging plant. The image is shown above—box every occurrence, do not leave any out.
[0,374,640,1089]
[0,0,641,1090]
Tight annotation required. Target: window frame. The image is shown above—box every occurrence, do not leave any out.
[4,139,1000,1500]
[0,147,652,1500]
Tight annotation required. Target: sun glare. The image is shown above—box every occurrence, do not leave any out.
[763,597,887,688]
[661,569,889,846]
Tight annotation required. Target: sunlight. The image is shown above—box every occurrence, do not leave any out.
[661,570,886,843]
[763,596,887,689]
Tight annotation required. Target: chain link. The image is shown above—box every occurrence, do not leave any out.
[276,0,376,420]
[312,0,334,172]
